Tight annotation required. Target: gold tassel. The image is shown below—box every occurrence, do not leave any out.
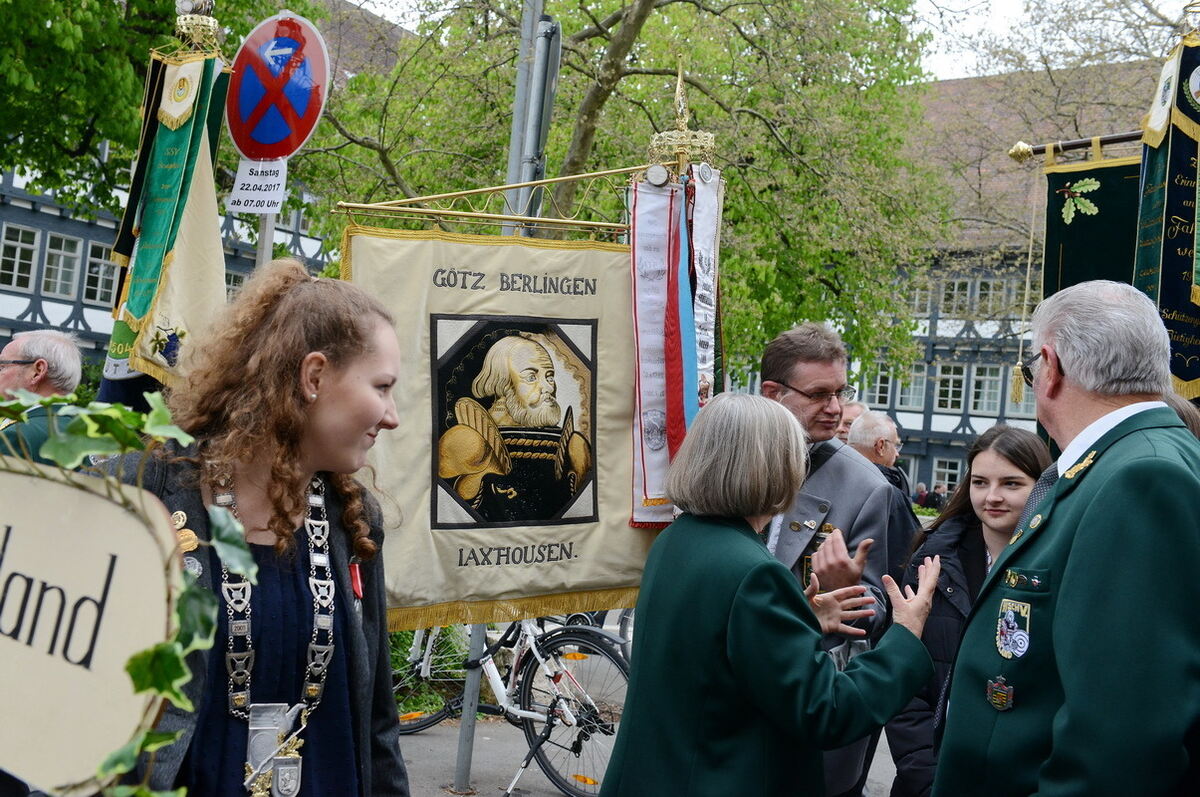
[1011,364,1024,405]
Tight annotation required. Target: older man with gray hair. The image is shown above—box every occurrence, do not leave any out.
[934,281,1200,796]
[0,329,82,465]
[849,411,921,579]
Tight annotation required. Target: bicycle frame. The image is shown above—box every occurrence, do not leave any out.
[478,618,580,726]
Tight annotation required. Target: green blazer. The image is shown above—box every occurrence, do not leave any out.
[0,405,53,465]
[933,408,1200,796]
[600,514,932,797]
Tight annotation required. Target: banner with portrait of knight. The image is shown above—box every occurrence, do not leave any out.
[342,227,655,628]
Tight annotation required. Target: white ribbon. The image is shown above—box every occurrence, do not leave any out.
[690,164,723,406]
[630,181,679,525]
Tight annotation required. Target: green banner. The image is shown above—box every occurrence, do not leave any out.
[1043,157,1141,297]
[122,54,219,326]
[1135,39,1200,398]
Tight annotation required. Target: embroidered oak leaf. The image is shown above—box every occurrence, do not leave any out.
[1057,177,1101,225]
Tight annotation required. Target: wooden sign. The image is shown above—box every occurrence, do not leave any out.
[0,457,179,794]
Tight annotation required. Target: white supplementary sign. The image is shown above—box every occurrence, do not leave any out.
[225,157,287,214]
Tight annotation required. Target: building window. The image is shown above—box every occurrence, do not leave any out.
[297,209,311,235]
[895,455,917,489]
[897,363,927,410]
[42,234,81,298]
[934,457,964,490]
[941,279,972,317]
[83,243,119,306]
[935,363,966,411]
[1,224,38,291]
[972,364,1004,414]
[977,279,1009,317]
[863,362,892,407]
[225,270,246,301]
[910,281,932,317]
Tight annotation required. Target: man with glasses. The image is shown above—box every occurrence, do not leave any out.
[848,411,922,580]
[0,329,83,465]
[760,323,901,797]
[934,281,1200,796]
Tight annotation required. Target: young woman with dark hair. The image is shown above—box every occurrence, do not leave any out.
[886,424,1050,797]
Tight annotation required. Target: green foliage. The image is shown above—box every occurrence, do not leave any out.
[0,388,194,469]
[208,505,259,581]
[98,729,183,778]
[174,575,218,655]
[0,0,320,215]
[126,641,194,712]
[293,0,945,371]
[75,359,104,406]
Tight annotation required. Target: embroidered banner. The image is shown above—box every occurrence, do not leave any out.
[104,52,228,389]
[1135,38,1200,398]
[1043,156,1140,295]
[629,182,678,527]
[342,228,658,628]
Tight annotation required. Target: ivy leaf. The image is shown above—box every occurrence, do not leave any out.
[125,641,193,712]
[1072,177,1101,193]
[208,505,257,583]
[0,399,27,422]
[1062,199,1076,225]
[97,729,182,778]
[175,572,217,655]
[1074,197,1099,215]
[143,392,195,447]
[40,417,125,468]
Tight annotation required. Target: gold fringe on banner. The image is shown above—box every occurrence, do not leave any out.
[386,586,641,632]
[1174,374,1200,400]
[1172,105,1200,144]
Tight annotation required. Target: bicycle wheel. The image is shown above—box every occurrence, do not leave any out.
[517,630,628,797]
[390,625,470,733]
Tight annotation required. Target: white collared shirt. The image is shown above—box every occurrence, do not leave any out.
[1056,401,1168,476]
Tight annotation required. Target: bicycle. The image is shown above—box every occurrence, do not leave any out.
[391,619,628,797]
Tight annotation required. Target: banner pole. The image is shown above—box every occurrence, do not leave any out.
[255,212,276,268]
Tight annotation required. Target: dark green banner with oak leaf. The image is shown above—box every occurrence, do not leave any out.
[1043,156,1141,297]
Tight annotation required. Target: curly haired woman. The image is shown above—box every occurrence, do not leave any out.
[115,259,409,795]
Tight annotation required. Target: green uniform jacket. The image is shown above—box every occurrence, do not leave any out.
[600,514,933,797]
[0,406,52,466]
[933,408,1200,796]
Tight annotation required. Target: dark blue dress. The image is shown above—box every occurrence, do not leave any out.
[182,533,361,795]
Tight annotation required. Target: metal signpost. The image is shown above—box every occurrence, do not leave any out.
[225,12,330,267]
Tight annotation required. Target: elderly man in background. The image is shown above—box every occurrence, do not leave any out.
[849,411,922,579]
[760,323,900,797]
[934,280,1200,796]
[835,400,867,443]
[0,329,82,465]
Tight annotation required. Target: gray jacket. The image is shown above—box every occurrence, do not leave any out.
[116,451,409,795]
[773,438,897,795]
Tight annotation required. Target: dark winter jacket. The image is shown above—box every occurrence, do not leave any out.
[884,515,986,797]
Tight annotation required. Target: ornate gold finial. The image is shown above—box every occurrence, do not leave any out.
[175,0,220,52]
[674,57,689,132]
[1008,141,1035,163]
[649,58,716,172]
[1186,1,1200,34]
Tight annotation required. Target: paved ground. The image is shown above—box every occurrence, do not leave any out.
[399,716,899,796]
